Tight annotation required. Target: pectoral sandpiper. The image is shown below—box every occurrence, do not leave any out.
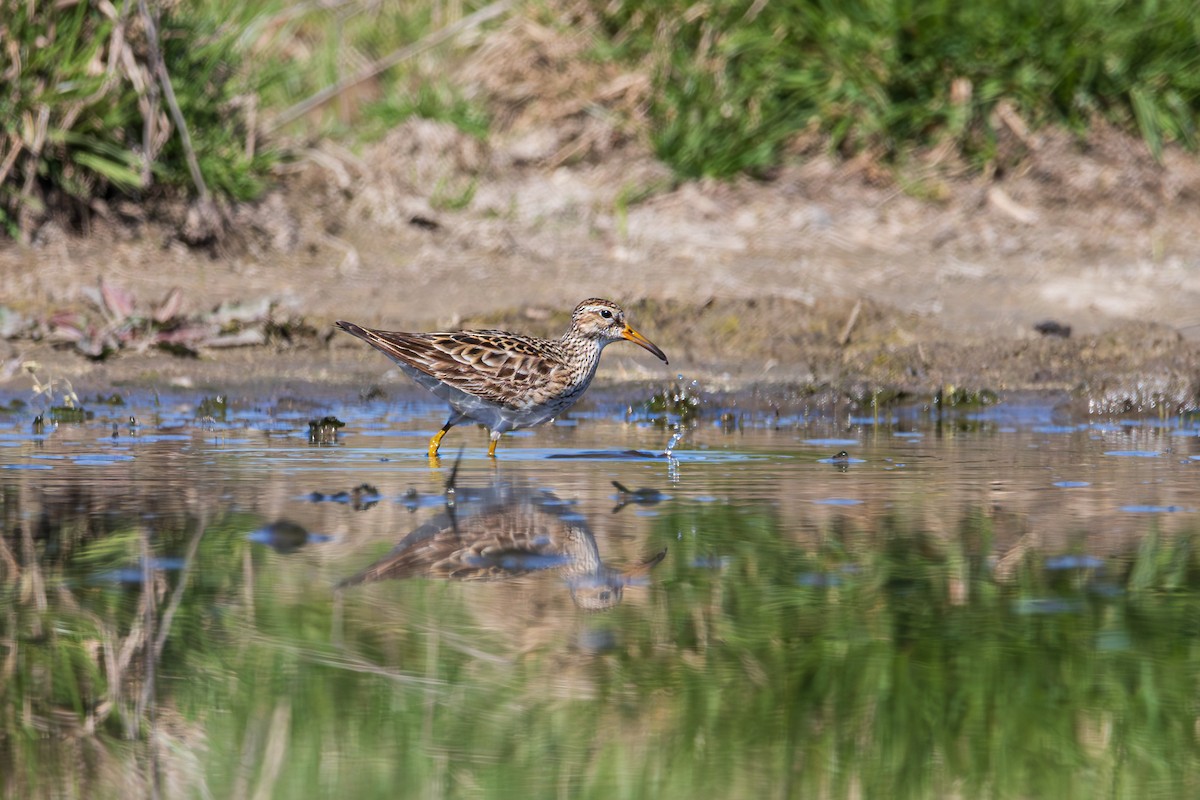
[336,298,669,457]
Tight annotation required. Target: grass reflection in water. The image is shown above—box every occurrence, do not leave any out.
[3,491,1199,797]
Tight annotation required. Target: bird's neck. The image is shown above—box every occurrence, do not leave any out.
[559,332,604,379]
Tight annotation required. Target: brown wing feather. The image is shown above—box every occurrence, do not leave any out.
[336,321,567,408]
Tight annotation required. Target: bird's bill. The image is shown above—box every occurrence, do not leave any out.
[622,326,669,364]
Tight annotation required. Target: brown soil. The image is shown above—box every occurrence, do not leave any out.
[2,19,1199,412]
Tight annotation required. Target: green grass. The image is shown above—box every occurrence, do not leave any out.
[358,84,491,143]
[592,0,1200,176]
[5,0,1199,238]
[0,1,276,236]
[217,0,496,131]
[0,0,493,240]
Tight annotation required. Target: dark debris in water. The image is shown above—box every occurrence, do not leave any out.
[611,480,668,513]
[248,520,332,553]
[308,483,380,511]
[308,415,346,443]
[546,450,663,459]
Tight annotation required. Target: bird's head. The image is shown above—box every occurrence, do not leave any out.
[570,298,668,363]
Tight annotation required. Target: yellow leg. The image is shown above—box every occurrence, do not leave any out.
[428,427,450,458]
[487,436,499,458]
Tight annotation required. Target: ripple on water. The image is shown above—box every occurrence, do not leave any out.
[1103,450,1164,458]
[812,498,864,506]
[138,434,193,443]
[1120,504,1192,513]
[2,463,54,470]
[357,430,434,438]
[541,449,763,463]
[1033,425,1082,434]
[803,438,859,447]
[1053,481,1090,488]
[73,453,136,466]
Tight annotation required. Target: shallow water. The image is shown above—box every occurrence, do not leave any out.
[3,390,1200,798]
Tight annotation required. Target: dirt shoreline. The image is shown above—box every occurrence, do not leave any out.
[3,118,1200,412]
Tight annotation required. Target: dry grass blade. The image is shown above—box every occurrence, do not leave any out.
[266,0,513,133]
[151,515,207,661]
[0,135,22,188]
[247,631,447,690]
[137,0,208,200]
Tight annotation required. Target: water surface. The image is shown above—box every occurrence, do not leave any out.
[3,392,1200,798]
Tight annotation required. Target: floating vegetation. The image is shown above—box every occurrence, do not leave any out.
[862,387,917,407]
[935,385,1000,408]
[92,393,126,406]
[0,397,28,414]
[196,395,228,422]
[639,377,704,426]
[308,415,346,444]
[49,405,91,423]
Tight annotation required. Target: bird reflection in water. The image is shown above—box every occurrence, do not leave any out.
[337,479,666,611]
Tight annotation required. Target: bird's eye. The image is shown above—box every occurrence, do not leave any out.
[600,309,613,319]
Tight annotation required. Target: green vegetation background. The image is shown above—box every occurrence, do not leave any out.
[2,0,1199,237]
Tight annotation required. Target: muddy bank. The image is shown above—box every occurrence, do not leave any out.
[3,293,1196,416]
[3,92,1200,411]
